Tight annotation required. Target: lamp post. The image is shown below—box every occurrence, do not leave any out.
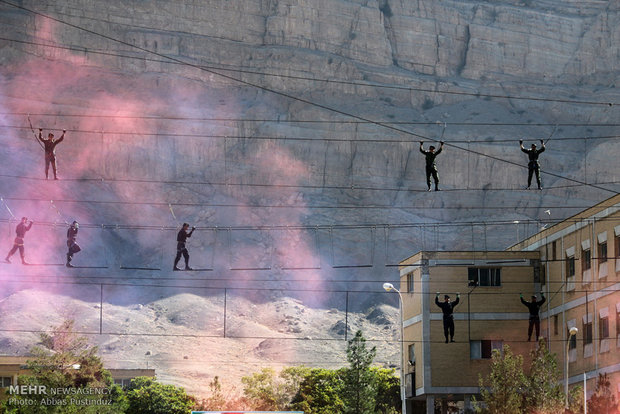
[384,282,406,414]
[565,327,578,409]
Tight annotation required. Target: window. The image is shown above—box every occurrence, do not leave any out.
[0,377,12,387]
[552,241,557,261]
[553,315,559,335]
[566,255,575,277]
[408,344,415,366]
[470,340,503,359]
[114,378,134,388]
[540,265,546,286]
[616,234,620,258]
[406,273,414,293]
[583,321,593,345]
[582,248,591,271]
[568,330,577,350]
[598,241,607,263]
[599,316,609,340]
[468,268,501,287]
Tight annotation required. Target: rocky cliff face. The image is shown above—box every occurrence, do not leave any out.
[0,0,618,397]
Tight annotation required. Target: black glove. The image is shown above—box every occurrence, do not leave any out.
[192,226,196,230]
[519,139,523,144]
[440,141,444,145]
[39,128,42,132]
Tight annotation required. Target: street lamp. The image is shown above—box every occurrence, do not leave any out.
[565,326,578,409]
[384,282,406,414]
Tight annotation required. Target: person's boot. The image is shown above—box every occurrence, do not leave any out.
[66,254,73,268]
[21,257,28,265]
[4,257,11,264]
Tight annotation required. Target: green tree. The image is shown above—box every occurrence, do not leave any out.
[371,367,400,414]
[125,377,195,414]
[523,338,564,413]
[342,330,378,414]
[587,373,619,414]
[289,368,345,414]
[241,366,309,410]
[0,320,127,414]
[475,345,527,414]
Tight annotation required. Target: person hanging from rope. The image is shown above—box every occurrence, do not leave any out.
[4,217,33,265]
[520,292,546,341]
[519,139,545,190]
[420,141,444,191]
[174,223,195,271]
[38,128,66,180]
[66,221,81,267]
[435,292,460,343]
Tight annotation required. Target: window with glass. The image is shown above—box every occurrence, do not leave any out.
[582,248,591,270]
[470,340,503,359]
[599,316,609,340]
[406,273,414,293]
[468,268,501,287]
[568,330,577,349]
[0,377,12,387]
[598,241,607,263]
[583,321,593,345]
[566,255,575,277]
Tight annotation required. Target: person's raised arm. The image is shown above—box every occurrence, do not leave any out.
[55,129,66,145]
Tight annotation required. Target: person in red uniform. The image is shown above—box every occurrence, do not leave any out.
[174,223,195,271]
[38,128,65,180]
[4,217,33,264]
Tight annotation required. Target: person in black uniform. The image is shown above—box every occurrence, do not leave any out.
[4,217,33,264]
[435,292,460,343]
[520,139,545,190]
[174,223,195,271]
[420,141,444,191]
[520,293,546,341]
[38,128,65,180]
[66,221,81,267]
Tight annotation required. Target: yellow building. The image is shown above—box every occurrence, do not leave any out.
[398,193,620,414]
[399,251,542,413]
[511,193,620,411]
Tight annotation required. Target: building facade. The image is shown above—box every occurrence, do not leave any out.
[399,193,620,414]
[399,251,542,413]
[511,193,620,411]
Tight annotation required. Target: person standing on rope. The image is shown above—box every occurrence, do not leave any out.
[4,217,33,265]
[38,128,65,180]
[520,292,546,341]
[435,292,460,343]
[420,141,444,191]
[66,221,81,267]
[174,223,195,271]
[520,139,545,190]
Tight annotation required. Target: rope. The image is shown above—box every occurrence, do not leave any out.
[27,114,44,150]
